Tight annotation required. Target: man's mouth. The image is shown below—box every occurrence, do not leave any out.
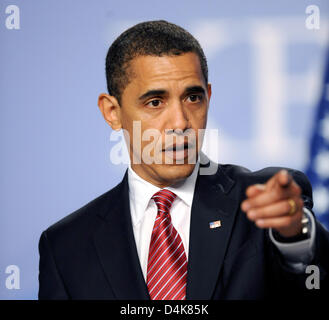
[163,142,191,152]
[162,142,196,161]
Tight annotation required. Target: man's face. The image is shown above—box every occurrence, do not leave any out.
[102,52,211,187]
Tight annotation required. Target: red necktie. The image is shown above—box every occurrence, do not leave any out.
[146,189,188,300]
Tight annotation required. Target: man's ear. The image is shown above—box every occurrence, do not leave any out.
[207,83,212,100]
[206,83,212,113]
[97,93,122,131]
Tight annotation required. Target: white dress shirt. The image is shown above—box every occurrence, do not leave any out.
[128,163,199,281]
[128,163,316,281]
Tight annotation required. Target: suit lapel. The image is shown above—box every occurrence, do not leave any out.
[93,171,150,299]
[186,162,240,299]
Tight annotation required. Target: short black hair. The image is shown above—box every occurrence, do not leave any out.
[105,20,208,104]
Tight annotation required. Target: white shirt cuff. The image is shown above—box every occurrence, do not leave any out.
[269,207,316,272]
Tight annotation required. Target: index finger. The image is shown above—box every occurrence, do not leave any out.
[277,170,293,188]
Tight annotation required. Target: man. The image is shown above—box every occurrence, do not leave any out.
[38,20,329,300]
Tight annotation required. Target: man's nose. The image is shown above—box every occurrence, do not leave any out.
[168,100,189,131]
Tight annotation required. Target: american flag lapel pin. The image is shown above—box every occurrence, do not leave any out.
[209,220,221,229]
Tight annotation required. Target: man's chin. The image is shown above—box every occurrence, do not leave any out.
[154,162,197,185]
[131,160,198,187]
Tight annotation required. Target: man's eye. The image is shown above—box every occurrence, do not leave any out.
[147,100,162,107]
[187,94,202,103]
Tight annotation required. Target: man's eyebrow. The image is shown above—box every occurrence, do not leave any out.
[138,89,167,101]
[184,86,206,96]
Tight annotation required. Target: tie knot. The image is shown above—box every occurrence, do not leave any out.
[152,189,177,213]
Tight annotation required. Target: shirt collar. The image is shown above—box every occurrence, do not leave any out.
[128,162,200,226]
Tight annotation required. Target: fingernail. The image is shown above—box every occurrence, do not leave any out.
[280,169,292,186]
[281,169,288,177]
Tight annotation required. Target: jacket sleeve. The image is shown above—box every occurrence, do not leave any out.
[38,231,70,300]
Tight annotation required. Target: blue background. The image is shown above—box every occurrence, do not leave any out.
[1,0,328,299]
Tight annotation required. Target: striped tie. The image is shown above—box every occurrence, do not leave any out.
[147,189,187,300]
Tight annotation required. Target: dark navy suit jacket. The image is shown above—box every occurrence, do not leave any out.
[38,160,329,299]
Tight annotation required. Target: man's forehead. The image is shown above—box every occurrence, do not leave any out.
[129,53,202,76]
[127,53,205,90]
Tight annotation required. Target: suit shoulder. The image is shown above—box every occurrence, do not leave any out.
[43,180,123,241]
[219,163,312,194]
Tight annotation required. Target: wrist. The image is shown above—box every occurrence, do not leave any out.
[272,211,310,243]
